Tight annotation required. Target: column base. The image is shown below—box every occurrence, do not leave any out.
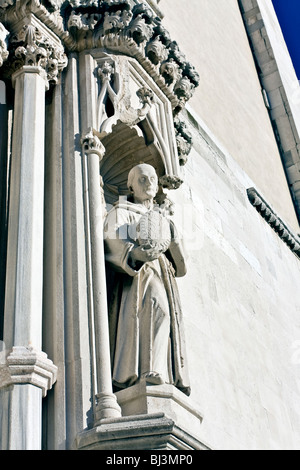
[77,413,209,450]
[94,392,122,424]
[77,381,210,451]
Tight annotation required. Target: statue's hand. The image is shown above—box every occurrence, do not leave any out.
[130,246,161,265]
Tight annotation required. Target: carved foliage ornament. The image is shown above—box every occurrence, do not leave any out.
[0,22,8,66]
[0,1,199,111]
[0,1,197,161]
[81,128,106,159]
[68,2,199,113]
[0,0,199,112]
[9,23,68,84]
[174,116,193,166]
[0,0,63,10]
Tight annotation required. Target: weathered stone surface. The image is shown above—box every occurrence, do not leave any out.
[116,380,203,436]
[1,0,300,454]
[161,0,299,231]
[1,347,57,397]
[77,413,209,450]
[240,0,300,224]
[0,23,8,66]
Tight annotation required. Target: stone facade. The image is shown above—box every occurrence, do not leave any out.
[0,0,300,451]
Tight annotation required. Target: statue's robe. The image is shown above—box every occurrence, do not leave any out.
[104,200,190,396]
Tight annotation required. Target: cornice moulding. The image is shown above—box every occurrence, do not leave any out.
[247,187,300,259]
[0,1,199,114]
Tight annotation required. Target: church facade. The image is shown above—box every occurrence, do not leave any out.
[0,0,300,450]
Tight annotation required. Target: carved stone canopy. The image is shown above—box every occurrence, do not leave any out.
[0,1,199,113]
[93,53,183,205]
[0,1,199,165]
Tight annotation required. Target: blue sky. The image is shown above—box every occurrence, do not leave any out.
[272,0,300,78]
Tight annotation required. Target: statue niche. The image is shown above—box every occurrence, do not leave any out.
[95,53,190,395]
[104,163,191,396]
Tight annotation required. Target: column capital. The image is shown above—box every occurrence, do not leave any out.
[3,19,68,86]
[81,128,106,160]
[0,347,57,398]
[12,23,67,83]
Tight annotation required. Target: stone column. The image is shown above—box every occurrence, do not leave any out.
[81,129,122,424]
[0,23,67,450]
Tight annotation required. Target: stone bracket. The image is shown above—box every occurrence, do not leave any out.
[0,346,58,398]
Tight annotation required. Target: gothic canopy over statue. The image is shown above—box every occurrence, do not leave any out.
[0,0,200,115]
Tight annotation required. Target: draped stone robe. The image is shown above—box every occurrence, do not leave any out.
[104,200,191,396]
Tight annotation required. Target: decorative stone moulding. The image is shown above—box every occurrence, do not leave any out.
[77,413,209,450]
[81,127,106,158]
[247,187,300,259]
[89,51,189,205]
[0,0,199,164]
[0,346,58,397]
[0,17,68,87]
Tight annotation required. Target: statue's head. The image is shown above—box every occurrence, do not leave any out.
[127,164,158,202]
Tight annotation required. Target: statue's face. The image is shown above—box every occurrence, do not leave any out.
[131,165,158,202]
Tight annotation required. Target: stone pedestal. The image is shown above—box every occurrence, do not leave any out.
[77,382,208,450]
[77,413,209,451]
[116,380,203,437]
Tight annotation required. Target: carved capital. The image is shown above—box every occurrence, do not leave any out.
[0,346,57,398]
[8,22,68,85]
[81,128,106,159]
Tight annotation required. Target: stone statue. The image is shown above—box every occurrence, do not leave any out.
[104,163,191,396]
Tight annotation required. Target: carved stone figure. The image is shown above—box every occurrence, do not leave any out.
[104,163,191,396]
